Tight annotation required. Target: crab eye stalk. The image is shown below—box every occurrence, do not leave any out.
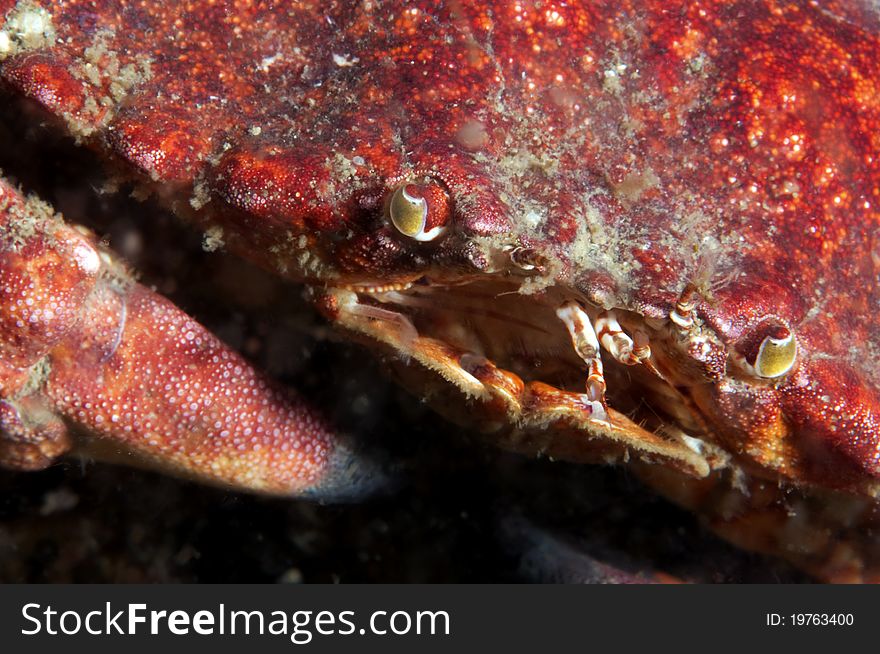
[754,328,797,378]
[388,179,451,242]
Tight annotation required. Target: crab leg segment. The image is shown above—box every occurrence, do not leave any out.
[596,311,642,365]
[556,301,606,408]
[670,283,699,331]
[0,180,377,500]
[594,310,665,380]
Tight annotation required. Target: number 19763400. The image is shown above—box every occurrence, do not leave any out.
[766,614,854,627]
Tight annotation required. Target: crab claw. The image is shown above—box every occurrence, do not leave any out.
[0,178,383,501]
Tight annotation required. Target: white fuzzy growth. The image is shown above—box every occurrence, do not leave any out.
[18,7,48,34]
[332,52,359,67]
[0,1,56,59]
[522,208,545,228]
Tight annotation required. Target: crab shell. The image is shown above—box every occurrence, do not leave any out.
[1,0,879,581]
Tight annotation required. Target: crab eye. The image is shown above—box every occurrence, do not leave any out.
[388,179,451,242]
[731,319,799,380]
[754,328,797,378]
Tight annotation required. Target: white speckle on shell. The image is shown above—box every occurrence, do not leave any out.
[332,52,359,67]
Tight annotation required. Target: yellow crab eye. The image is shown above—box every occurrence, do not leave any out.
[388,180,451,242]
[754,330,797,378]
[389,184,428,238]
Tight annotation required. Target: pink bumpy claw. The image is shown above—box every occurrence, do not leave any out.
[0,178,379,499]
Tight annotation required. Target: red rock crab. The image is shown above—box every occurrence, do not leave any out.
[1,0,879,582]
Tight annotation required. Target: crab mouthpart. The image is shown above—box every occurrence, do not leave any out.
[324,277,712,479]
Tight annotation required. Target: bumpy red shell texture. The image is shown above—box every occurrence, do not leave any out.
[4,0,877,478]
[1,0,880,577]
